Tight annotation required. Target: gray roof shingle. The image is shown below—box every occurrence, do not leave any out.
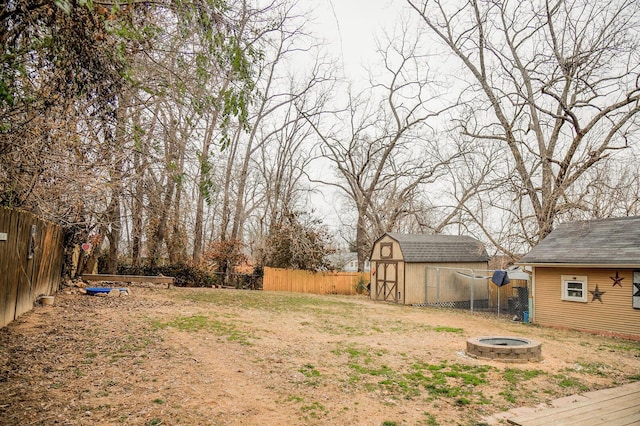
[385,233,489,263]
[519,216,640,265]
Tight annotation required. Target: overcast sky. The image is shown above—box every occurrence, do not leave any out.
[291,1,405,240]
[307,0,399,80]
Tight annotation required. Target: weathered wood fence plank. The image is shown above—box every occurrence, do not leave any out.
[82,274,174,288]
[263,267,369,296]
[0,208,64,327]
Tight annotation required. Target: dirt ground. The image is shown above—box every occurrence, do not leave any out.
[1,285,639,426]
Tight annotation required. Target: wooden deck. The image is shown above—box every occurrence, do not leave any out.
[508,381,640,426]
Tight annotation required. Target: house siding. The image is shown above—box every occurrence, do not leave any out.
[534,267,640,338]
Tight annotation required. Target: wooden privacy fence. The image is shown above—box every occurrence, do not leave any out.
[0,208,65,327]
[263,267,370,295]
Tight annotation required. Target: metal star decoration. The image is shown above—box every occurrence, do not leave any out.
[610,271,624,287]
[590,284,606,303]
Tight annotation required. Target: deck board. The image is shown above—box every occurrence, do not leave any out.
[508,381,640,426]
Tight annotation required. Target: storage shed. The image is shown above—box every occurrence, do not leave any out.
[370,233,489,305]
[519,216,640,339]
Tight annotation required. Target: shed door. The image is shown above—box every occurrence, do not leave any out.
[376,261,399,302]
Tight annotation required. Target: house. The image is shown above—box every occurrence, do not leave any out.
[342,256,371,273]
[327,252,371,272]
[518,216,640,339]
[369,233,490,305]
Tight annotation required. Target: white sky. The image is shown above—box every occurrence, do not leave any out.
[292,1,404,242]
[307,0,399,80]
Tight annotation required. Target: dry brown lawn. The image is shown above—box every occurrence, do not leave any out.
[1,286,639,426]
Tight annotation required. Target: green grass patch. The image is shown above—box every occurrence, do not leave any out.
[420,412,439,425]
[300,401,326,414]
[554,374,589,391]
[332,345,365,358]
[500,368,545,405]
[503,368,544,384]
[499,387,517,404]
[152,314,254,345]
[344,356,491,402]
[298,364,321,386]
[597,341,640,356]
[565,361,609,376]
[176,289,353,313]
[433,326,464,333]
[299,364,320,378]
[284,397,327,421]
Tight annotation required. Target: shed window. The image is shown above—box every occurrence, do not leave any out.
[561,275,587,302]
[380,242,393,259]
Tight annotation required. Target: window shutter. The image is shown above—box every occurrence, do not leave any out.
[633,271,640,309]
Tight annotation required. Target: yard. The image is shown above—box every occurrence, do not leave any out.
[1,286,639,426]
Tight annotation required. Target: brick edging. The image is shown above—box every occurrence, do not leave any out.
[466,336,542,362]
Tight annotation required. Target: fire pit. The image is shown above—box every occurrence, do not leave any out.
[466,336,542,362]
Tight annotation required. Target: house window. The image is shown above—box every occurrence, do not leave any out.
[561,275,588,302]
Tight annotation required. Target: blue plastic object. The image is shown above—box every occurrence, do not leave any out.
[523,311,529,323]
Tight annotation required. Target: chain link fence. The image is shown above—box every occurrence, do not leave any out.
[412,266,529,319]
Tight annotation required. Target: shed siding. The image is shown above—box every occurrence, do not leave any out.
[398,262,405,304]
[534,267,640,338]
[371,234,489,306]
[370,235,405,303]
[370,235,403,262]
[405,263,425,305]
[405,262,489,305]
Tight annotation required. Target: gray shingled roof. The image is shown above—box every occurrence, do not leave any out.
[386,233,489,263]
[519,216,640,265]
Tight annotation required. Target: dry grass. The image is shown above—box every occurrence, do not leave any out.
[1,287,639,425]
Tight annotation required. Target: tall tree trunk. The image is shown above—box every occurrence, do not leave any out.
[131,142,144,267]
[168,152,186,264]
[192,90,225,262]
[105,194,121,273]
[219,126,241,242]
[356,208,368,272]
[130,106,154,267]
[105,97,126,274]
[149,181,174,268]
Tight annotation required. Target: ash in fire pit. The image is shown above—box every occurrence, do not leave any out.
[466,336,542,362]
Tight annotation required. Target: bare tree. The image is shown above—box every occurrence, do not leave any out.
[565,158,640,219]
[191,0,261,262]
[407,0,640,250]
[207,1,336,273]
[305,25,458,270]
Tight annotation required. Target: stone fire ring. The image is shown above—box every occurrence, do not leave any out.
[466,336,542,363]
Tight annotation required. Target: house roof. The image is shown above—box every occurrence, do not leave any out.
[385,233,489,263]
[519,216,640,266]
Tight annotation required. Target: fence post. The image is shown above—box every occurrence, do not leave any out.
[436,267,440,305]
[424,266,428,304]
[470,269,475,312]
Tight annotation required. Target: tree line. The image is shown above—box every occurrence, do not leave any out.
[1,0,639,278]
